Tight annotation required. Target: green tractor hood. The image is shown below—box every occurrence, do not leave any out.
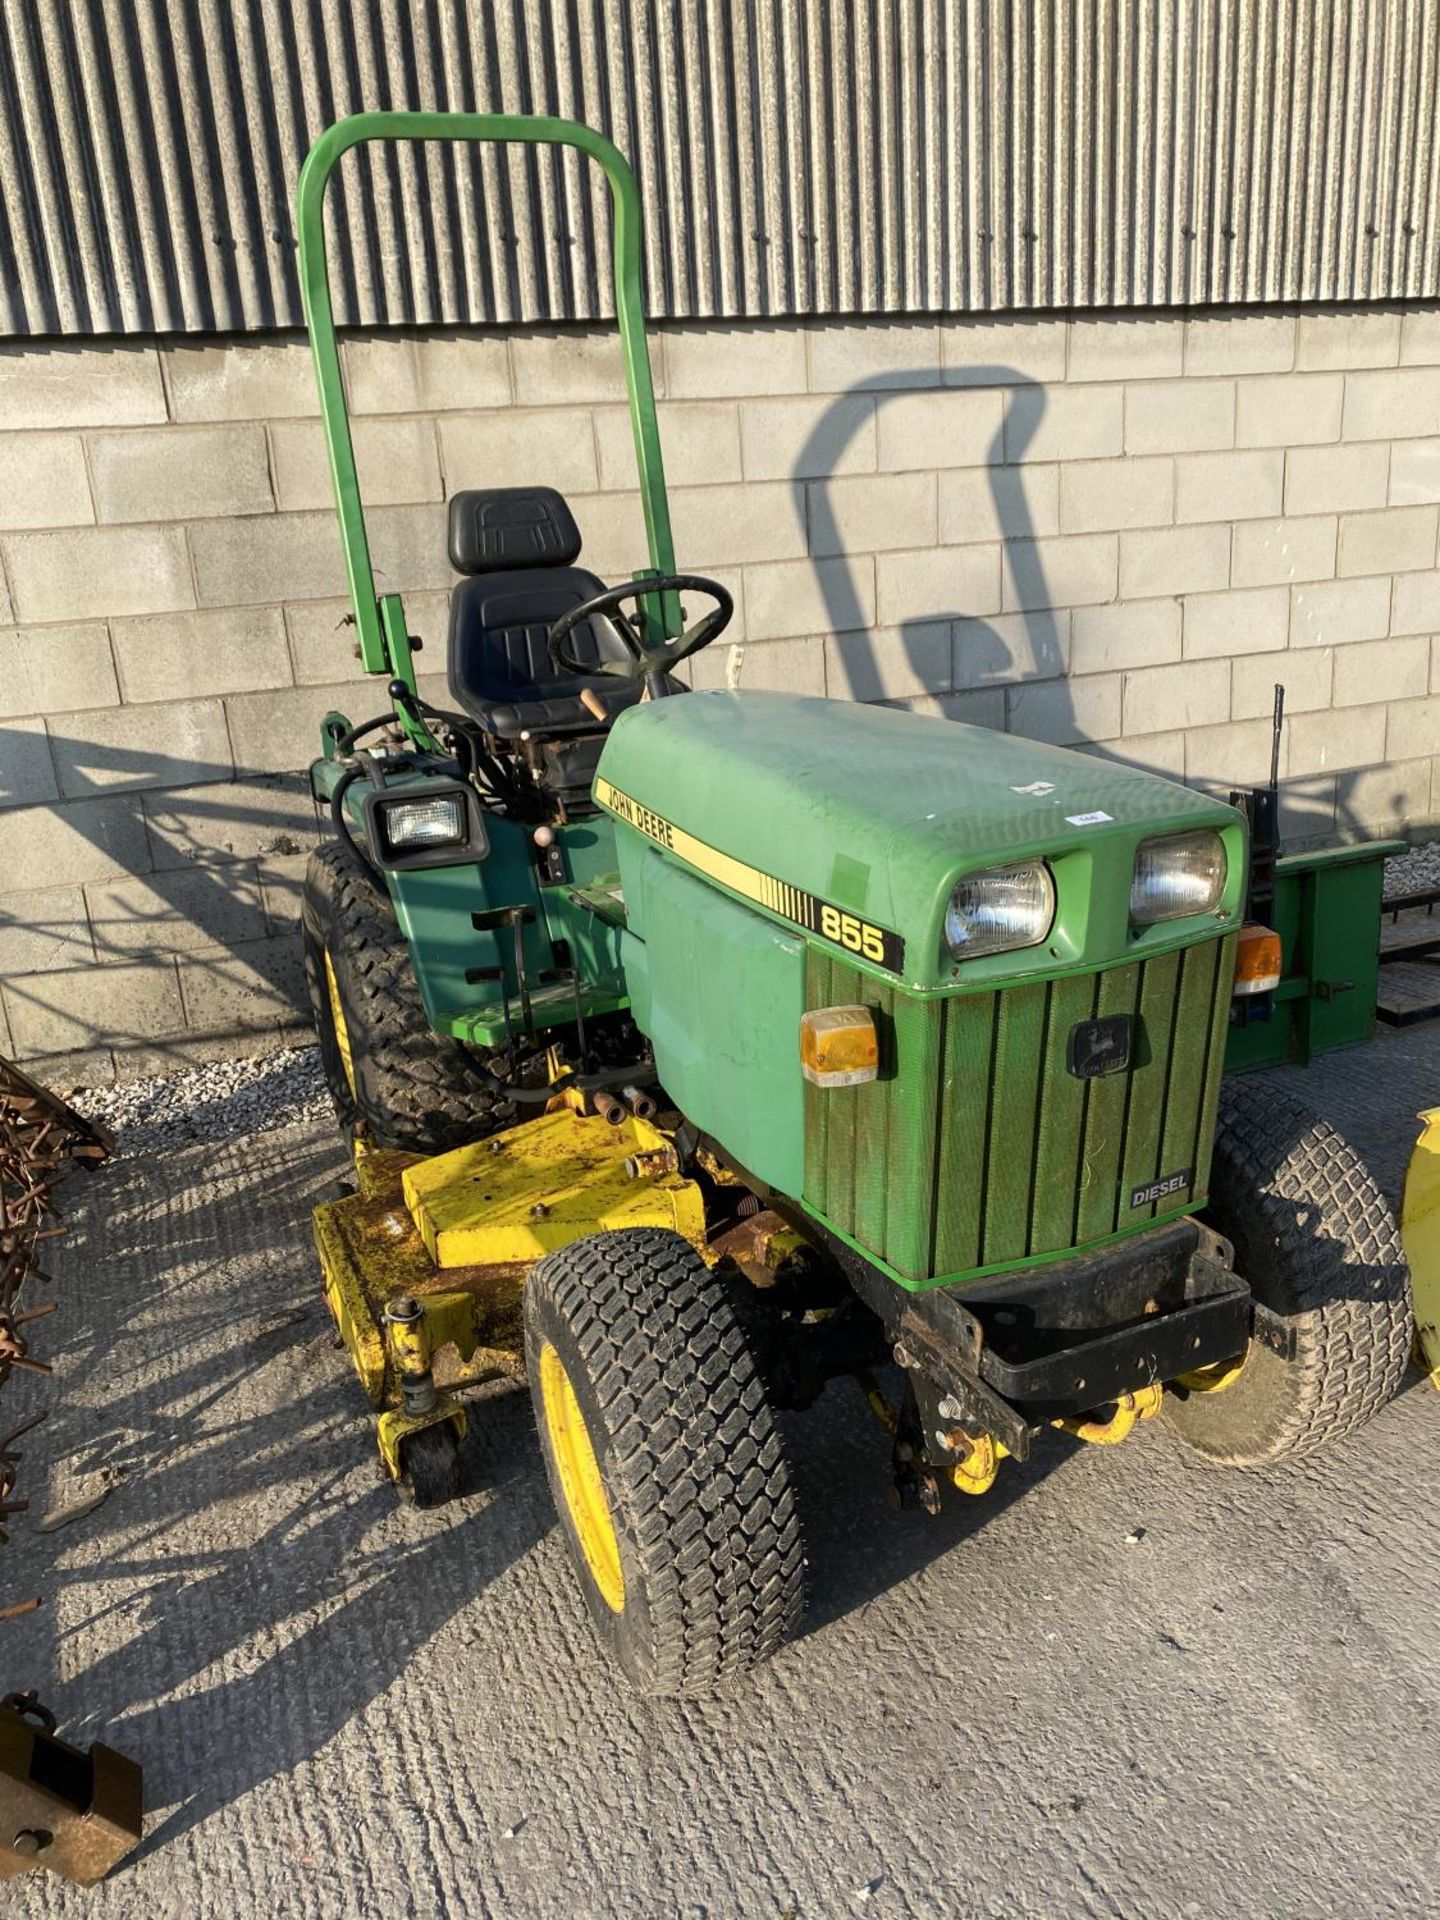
[595,691,1246,994]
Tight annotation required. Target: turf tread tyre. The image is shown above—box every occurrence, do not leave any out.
[526,1227,806,1696]
[301,837,514,1154]
[1164,1079,1411,1468]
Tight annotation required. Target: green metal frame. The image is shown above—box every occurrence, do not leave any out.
[1223,838,1404,1072]
[296,111,681,743]
[309,748,630,1042]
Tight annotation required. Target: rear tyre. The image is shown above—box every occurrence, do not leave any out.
[301,837,515,1154]
[1164,1080,1411,1468]
[525,1227,806,1696]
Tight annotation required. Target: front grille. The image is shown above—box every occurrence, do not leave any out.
[802,935,1236,1284]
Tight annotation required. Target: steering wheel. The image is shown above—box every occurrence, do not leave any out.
[547,574,733,682]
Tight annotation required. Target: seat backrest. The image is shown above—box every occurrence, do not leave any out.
[448,487,582,574]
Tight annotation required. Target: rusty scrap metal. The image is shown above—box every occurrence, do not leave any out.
[0,1058,111,1596]
[0,1410,48,1550]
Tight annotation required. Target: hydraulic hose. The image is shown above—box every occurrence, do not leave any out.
[328,762,384,882]
[334,712,395,753]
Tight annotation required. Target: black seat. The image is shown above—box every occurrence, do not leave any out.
[445,486,643,740]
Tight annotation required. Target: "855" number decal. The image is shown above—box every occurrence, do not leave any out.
[817,902,905,974]
[819,904,886,964]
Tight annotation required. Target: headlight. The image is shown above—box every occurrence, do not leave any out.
[944,862,1055,960]
[1130,830,1227,925]
[361,779,488,871]
[379,795,466,851]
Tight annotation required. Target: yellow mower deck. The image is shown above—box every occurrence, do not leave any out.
[313,1108,709,1477]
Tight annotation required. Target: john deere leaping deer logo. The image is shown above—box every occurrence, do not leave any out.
[1066,1013,1134,1080]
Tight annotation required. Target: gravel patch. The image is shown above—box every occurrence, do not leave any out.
[68,1043,332,1155]
[1385,839,1440,894]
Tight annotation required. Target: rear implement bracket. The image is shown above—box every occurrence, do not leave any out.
[0,1695,141,1888]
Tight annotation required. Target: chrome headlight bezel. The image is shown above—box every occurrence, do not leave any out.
[1129,829,1227,926]
[943,860,1056,961]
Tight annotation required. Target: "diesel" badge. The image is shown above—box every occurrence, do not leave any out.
[1130,1168,1193,1210]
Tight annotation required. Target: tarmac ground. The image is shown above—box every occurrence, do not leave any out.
[7,1024,1440,1919]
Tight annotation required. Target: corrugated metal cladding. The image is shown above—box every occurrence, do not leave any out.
[2,0,1438,339]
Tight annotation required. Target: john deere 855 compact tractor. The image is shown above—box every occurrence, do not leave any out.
[299,113,1412,1696]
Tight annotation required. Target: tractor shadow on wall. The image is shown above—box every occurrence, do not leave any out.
[795,370,1069,726]
[783,371,1411,850]
[0,735,319,1076]
[0,362,1417,1079]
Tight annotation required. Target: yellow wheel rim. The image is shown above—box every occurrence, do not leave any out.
[537,1342,625,1613]
[323,949,357,1098]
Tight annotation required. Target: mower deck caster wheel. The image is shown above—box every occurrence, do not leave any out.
[398,1423,461,1509]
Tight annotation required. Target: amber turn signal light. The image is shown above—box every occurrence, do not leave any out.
[800,1006,880,1087]
[1233,923,1282,996]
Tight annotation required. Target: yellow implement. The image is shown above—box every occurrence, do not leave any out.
[1054,1383,1164,1445]
[313,1108,711,1480]
[1401,1106,1440,1388]
[949,1430,1006,1496]
[403,1108,706,1266]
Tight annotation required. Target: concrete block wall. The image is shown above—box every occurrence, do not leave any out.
[2,306,1439,1082]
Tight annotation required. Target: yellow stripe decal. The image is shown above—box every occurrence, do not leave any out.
[595,777,906,976]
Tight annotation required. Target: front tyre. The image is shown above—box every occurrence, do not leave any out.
[1164,1081,1411,1468]
[525,1228,806,1696]
[300,838,515,1154]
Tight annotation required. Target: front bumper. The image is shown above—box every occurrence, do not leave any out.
[958,1218,1250,1415]
[807,1213,1252,1458]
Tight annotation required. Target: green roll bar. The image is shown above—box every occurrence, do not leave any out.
[296,112,680,742]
